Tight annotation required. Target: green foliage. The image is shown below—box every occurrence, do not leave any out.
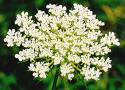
[34,0,45,7]
[0,72,16,90]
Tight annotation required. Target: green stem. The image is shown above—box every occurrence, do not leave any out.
[71,62,81,72]
[52,67,59,90]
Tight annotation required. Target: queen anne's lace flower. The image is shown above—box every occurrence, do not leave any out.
[4,4,120,80]
[60,63,74,79]
[28,62,49,78]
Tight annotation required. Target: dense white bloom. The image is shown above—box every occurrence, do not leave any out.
[52,53,64,65]
[81,65,101,80]
[90,57,112,72]
[4,29,15,47]
[4,4,120,80]
[60,63,74,80]
[15,48,38,61]
[28,62,49,78]
[15,11,33,28]
[101,32,120,46]
[4,29,25,47]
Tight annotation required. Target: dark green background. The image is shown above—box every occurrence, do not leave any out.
[0,0,125,90]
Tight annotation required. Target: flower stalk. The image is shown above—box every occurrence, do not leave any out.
[52,67,59,90]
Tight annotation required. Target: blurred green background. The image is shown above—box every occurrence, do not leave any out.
[0,0,125,90]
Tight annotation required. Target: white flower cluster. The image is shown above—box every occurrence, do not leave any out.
[60,63,74,80]
[4,4,120,80]
[28,62,49,78]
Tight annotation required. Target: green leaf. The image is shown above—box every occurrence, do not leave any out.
[34,0,45,7]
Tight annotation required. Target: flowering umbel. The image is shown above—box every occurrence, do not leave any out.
[4,4,120,80]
